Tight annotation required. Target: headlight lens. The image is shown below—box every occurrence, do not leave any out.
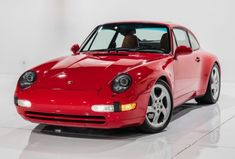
[112,74,132,93]
[19,71,36,89]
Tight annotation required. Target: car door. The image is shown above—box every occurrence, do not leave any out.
[173,28,199,99]
[187,31,202,91]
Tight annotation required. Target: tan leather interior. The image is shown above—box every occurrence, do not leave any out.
[160,33,170,52]
[121,34,138,48]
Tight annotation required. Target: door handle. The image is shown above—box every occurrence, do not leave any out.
[195,57,200,62]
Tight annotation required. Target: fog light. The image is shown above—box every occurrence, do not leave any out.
[121,103,136,112]
[17,99,31,108]
[91,105,114,112]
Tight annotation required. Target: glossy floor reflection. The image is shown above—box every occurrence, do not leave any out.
[0,76,235,159]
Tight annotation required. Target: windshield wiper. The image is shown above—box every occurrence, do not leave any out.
[129,48,165,53]
[87,48,133,52]
[107,48,165,53]
[107,48,134,52]
[85,48,165,53]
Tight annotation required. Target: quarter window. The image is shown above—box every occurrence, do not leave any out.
[188,32,200,50]
[173,29,190,47]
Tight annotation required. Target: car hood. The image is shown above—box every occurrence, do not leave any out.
[36,52,165,90]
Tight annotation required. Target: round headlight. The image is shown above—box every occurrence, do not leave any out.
[19,71,36,89]
[112,74,132,93]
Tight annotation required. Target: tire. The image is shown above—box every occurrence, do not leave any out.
[195,64,221,104]
[139,79,173,133]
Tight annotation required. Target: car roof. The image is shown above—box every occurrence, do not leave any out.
[102,21,187,29]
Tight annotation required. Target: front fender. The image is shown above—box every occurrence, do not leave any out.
[98,56,174,100]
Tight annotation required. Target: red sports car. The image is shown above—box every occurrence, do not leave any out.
[14,22,221,133]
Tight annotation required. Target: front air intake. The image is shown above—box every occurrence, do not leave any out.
[25,111,106,124]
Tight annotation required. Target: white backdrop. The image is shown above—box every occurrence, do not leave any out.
[1,0,235,82]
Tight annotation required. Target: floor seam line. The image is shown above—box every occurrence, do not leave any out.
[173,114,235,158]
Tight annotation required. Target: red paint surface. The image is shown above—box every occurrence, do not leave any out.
[14,22,220,128]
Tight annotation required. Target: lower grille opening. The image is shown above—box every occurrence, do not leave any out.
[25,111,106,124]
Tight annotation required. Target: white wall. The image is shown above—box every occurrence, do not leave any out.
[1,0,235,82]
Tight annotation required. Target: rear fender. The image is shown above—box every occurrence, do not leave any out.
[198,54,220,95]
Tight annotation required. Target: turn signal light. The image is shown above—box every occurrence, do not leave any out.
[121,103,136,112]
[91,103,137,112]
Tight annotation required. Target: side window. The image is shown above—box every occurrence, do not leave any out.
[188,32,200,50]
[173,28,190,47]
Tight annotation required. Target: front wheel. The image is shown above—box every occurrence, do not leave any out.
[139,79,173,133]
[195,64,221,104]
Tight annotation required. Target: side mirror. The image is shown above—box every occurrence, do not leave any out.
[71,44,80,55]
[175,45,192,57]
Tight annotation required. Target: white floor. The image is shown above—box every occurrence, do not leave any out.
[1,75,235,159]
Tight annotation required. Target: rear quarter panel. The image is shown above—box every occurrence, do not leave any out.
[197,51,220,96]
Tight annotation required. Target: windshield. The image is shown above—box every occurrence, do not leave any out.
[81,23,171,54]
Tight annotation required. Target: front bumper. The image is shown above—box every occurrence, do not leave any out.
[15,89,149,129]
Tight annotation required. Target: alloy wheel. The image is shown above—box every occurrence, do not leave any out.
[210,66,220,100]
[146,83,172,128]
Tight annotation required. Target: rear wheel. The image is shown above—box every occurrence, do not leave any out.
[139,79,173,133]
[195,64,220,104]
